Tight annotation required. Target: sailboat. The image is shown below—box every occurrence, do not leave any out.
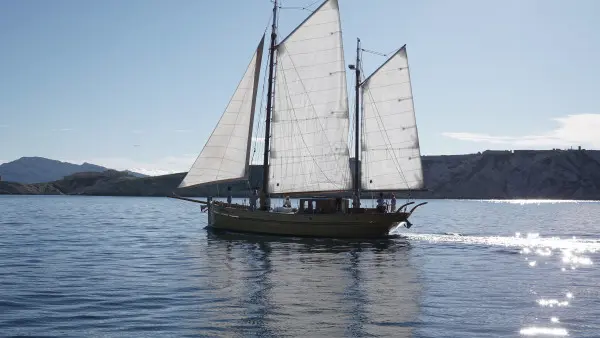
[171,0,428,238]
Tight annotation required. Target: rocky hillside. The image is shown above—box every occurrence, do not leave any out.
[0,170,244,197]
[3,150,600,200]
[412,149,600,199]
[0,157,146,183]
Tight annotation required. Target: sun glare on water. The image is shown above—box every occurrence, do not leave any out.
[400,230,599,336]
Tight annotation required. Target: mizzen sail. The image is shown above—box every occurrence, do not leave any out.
[270,0,352,194]
[360,46,424,191]
[179,35,265,188]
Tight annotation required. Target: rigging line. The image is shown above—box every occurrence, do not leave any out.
[342,43,361,190]
[347,81,356,187]
[276,50,342,190]
[277,43,350,188]
[273,15,281,198]
[359,54,369,192]
[349,49,359,154]
[278,6,314,12]
[250,46,270,166]
[249,1,275,165]
[361,48,388,57]
[278,0,320,12]
[385,46,400,57]
[248,12,274,193]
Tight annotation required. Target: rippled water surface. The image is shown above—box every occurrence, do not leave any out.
[1,196,599,337]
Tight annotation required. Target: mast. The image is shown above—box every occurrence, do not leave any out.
[353,38,361,204]
[261,0,278,210]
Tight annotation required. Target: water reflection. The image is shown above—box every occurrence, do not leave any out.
[200,230,421,337]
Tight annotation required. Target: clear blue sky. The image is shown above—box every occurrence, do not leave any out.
[1,0,599,174]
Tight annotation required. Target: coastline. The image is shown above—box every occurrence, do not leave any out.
[3,149,600,200]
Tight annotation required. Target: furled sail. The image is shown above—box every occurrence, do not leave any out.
[270,0,352,194]
[360,46,424,191]
[179,35,265,188]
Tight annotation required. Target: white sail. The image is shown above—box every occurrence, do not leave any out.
[360,46,424,191]
[179,35,265,188]
[270,0,352,194]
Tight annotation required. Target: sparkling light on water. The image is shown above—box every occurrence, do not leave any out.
[481,199,597,205]
[537,299,569,307]
[520,327,568,336]
[401,232,600,253]
[400,229,597,336]
[486,199,596,205]
[562,250,593,266]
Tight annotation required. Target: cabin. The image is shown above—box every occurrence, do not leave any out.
[298,197,349,214]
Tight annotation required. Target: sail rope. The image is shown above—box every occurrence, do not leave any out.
[276,0,321,12]
[250,11,276,163]
[362,47,399,58]
[272,10,282,206]
[348,50,361,195]
[347,81,356,192]
[248,54,270,197]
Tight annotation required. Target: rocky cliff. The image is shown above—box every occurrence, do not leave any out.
[2,150,600,200]
[412,149,600,200]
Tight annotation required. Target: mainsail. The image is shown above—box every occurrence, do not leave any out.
[360,46,424,191]
[270,0,352,194]
[179,35,265,188]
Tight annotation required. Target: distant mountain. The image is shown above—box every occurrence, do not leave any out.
[0,157,147,183]
[0,170,181,196]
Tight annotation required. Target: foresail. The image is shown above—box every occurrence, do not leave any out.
[270,0,352,194]
[360,46,424,191]
[178,35,265,188]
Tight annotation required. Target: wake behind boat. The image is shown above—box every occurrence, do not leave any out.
[170,0,427,238]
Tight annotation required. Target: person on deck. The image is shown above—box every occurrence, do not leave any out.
[335,197,342,212]
[352,192,360,208]
[390,193,397,212]
[283,196,291,208]
[226,186,232,206]
[249,188,258,211]
[376,192,387,213]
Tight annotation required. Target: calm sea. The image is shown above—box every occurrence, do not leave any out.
[1,196,599,337]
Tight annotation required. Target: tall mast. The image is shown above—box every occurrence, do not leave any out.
[261,0,278,210]
[353,38,361,203]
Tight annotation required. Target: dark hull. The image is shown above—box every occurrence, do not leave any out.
[207,204,410,238]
